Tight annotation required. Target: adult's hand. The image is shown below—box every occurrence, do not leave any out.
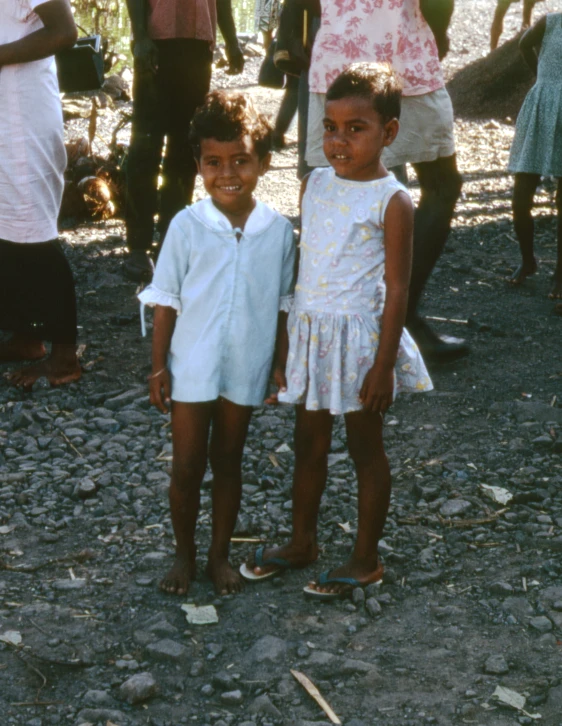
[133,36,158,74]
[226,43,244,75]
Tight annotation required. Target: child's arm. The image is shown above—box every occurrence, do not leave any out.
[265,176,309,404]
[359,190,414,414]
[149,305,176,413]
[519,15,546,74]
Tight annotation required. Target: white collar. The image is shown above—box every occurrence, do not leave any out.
[189,197,277,236]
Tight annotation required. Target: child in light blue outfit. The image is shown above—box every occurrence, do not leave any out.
[139,91,295,597]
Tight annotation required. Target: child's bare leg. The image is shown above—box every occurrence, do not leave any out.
[490,2,509,50]
[549,178,562,298]
[161,401,213,595]
[509,173,540,285]
[0,334,46,362]
[248,406,333,575]
[309,410,389,595]
[206,398,253,595]
[7,343,81,389]
[522,0,535,29]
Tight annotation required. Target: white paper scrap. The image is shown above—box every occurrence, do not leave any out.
[181,604,219,625]
[0,630,22,646]
[480,484,513,505]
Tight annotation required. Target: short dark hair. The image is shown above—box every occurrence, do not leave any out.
[325,63,402,122]
[190,90,272,160]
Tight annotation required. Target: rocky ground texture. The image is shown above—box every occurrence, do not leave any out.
[1,1,562,725]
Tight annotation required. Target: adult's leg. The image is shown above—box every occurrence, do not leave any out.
[161,400,214,595]
[550,178,562,298]
[273,75,299,149]
[3,240,80,388]
[207,398,254,594]
[158,40,213,245]
[509,172,540,285]
[248,406,333,574]
[522,0,536,29]
[406,154,467,358]
[307,410,388,594]
[124,58,165,279]
[491,0,510,50]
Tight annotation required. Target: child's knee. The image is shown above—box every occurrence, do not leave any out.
[294,434,331,465]
[209,449,243,478]
[172,455,207,488]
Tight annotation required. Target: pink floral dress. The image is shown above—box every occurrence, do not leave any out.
[309,0,444,97]
[278,168,433,415]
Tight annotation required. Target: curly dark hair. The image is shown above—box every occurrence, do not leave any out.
[326,63,403,122]
[189,90,273,160]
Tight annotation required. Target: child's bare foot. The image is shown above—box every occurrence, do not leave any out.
[7,352,81,390]
[0,335,46,362]
[245,542,318,577]
[548,273,562,299]
[507,260,537,285]
[207,557,243,595]
[160,556,196,596]
[305,558,384,598]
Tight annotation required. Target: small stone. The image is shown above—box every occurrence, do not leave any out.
[52,578,86,590]
[484,654,509,675]
[201,684,214,696]
[440,499,472,517]
[249,694,282,718]
[489,582,514,596]
[82,690,113,706]
[119,672,158,704]
[190,660,204,677]
[366,597,382,617]
[246,635,288,664]
[529,616,553,633]
[145,639,189,662]
[352,587,365,605]
[78,478,97,499]
[221,689,243,705]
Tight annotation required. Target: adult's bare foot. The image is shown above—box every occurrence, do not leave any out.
[160,556,196,596]
[548,273,562,299]
[207,557,243,595]
[246,542,318,577]
[507,260,537,286]
[0,335,46,362]
[306,557,383,597]
[7,343,81,389]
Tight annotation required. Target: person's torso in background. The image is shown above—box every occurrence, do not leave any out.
[147,0,217,43]
[309,0,444,97]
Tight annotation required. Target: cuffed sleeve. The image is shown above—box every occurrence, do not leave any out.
[138,284,182,311]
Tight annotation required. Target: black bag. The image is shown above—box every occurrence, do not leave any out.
[258,41,285,89]
[56,34,104,93]
[274,0,319,77]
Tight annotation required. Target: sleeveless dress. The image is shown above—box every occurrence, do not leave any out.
[508,13,562,177]
[278,168,433,415]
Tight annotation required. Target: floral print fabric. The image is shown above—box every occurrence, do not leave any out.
[309,0,444,96]
[278,168,433,415]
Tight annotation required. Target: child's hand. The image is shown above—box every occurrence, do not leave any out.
[359,366,394,414]
[264,366,287,405]
[148,368,171,413]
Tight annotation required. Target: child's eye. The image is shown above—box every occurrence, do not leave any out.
[350,125,363,133]
[323,123,335,132]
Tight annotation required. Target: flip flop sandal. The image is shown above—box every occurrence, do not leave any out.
[239,545,293,581]
[303,565,384,600]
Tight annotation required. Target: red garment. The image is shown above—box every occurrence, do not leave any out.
[147,0,217,43]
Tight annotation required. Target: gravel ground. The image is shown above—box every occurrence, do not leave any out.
[1,2,562,725]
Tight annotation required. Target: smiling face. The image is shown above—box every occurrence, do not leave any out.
[196,136,270,226]
[323,96,399,182]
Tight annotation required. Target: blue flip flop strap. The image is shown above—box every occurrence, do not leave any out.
[254,545,291,569]
[317,570,361,587]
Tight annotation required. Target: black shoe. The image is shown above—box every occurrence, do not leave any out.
[408,319,470,361]
[122,250,154,283]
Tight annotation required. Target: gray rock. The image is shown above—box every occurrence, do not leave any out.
[440,499,472,517]
[77,477,97,499]
[341,658,377,674]
[77,709,127,723]
[82,689,114,707]
[52,578,86,590]
[247,635,288,664]
[119,672,158,704]
[249,694,282,718]
[92,417,120,433]
[365,597,382,617]
[484,654,509,675]
[529,616,553,633]
[220,689,243,705]
[352,587,365,605]
[145,639,189,662]
[104,388,146,410]
[489,581,514,596]
[115,410,151,426]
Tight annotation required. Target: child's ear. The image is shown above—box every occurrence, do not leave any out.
[383,119,400,147]
[259,152,272,175]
